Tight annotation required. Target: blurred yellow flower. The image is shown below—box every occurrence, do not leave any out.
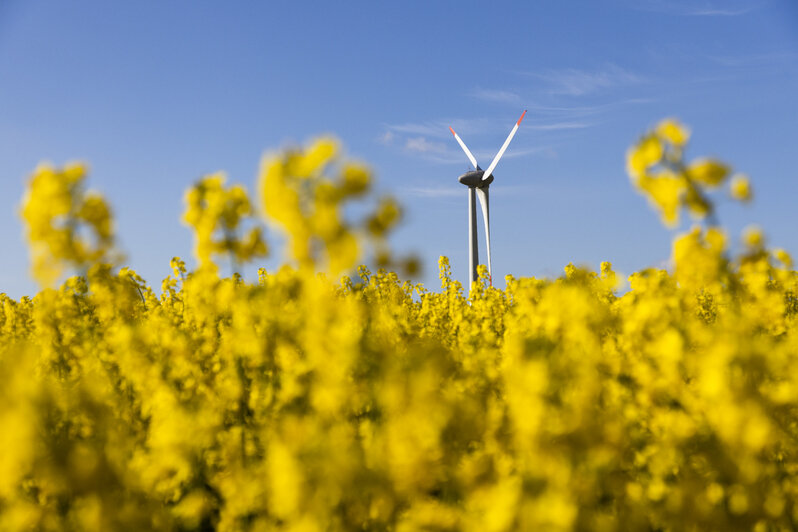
[656,118,691,146]
[730,174,753,202]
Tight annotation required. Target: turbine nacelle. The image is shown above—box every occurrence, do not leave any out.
[458,170,494,188]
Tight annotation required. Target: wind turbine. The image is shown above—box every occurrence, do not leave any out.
[449,110,526,288]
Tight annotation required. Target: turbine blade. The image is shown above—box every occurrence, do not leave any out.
[481,110,527,181]
[476,186,491,284]
[449,126,480,170]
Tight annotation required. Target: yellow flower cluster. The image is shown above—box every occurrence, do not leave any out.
[627,118,751,227]
[183,174,267,273]
[20,162,119,287]
[259,138,414,276]
[2,127,797,531]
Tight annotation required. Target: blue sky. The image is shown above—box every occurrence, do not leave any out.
[1,0,797,297]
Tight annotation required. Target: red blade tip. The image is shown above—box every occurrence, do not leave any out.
[449,126,456,136]
[517,110,527,126]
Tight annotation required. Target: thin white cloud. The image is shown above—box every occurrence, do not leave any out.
[409,144,557,166]
[388,122,445,138]
[378,130,395,145]
[689,7,753,16]
[385,118,495,139]
[632,0,759,16]
[703,51,798,67]
[405,136,448,155]
[380,115,577,164]
[515,98,654,116]
[382,116,592,148]
[525,121,592,131]
[470,88,522,104]
[533,65,643,96]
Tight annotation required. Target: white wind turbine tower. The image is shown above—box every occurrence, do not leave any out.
[449,110,526,288]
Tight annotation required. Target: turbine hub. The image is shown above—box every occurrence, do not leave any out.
[458,170,494,187]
